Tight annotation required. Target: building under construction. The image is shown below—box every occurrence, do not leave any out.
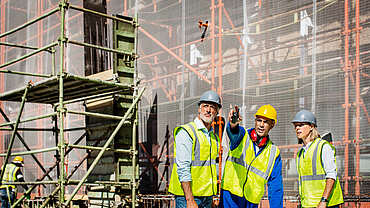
[0,0,369,207]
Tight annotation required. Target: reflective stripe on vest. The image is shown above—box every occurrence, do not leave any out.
[227,138,277,181]
[186,123,217,167]
[0,164,18,189]
[297,139,326,182]
[297,138,344,207]
[222,130,279,203]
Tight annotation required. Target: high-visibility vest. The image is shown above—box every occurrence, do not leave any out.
[0,163,19,190]
[296,138,344,207]
[221,129,279,204]
[168,122,219,196]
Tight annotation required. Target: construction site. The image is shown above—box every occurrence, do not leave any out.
[0,0,369,207]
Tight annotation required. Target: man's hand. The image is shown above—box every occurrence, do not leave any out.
[213,197,219,207]
[229,104,242,129]
[187,199,198,208]
[181,182,198,208]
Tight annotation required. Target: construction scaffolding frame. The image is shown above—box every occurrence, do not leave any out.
[0,0,142,207]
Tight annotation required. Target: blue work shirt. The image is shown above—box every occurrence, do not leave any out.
[175,117,215,182]
[221,122,283,208]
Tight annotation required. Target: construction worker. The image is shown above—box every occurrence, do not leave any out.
[0,156,28,208]
[169,90,221,208]
[220,104,283,208]
[292,110,343,208]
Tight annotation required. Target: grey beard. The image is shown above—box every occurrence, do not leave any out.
[199,114,214,124]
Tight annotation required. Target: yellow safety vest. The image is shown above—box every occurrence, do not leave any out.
[168,122,219,196]
[221,130,279,204]
[296,138,344,207]
[0,163,19,190]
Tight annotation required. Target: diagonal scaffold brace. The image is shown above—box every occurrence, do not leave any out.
[0,83,31,184]
[55,87,144,207]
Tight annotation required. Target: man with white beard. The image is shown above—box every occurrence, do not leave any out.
[169,90,222,208]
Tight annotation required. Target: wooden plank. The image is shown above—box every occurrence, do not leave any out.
[86,70,115,109]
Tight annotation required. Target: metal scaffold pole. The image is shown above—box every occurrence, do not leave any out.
[133,8,139,207]
[58,0,67,204]
[241,0,249,126]
[354,0,361,200]
[343,0,350,196]
[180,0,185,124]
[132,98,138,208]
[311,0,317,113]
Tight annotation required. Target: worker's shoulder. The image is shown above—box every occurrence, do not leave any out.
[176,122,196,131]
[174,122,196,138]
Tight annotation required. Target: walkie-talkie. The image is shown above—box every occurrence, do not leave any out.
[231,106,239,123]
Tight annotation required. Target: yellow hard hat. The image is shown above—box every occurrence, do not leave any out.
[13,156,24,164]
[255,104,277,123]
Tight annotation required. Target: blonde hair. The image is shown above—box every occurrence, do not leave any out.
[307,126,320,142]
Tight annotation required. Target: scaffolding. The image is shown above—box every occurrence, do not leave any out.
[0,0,141,207]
